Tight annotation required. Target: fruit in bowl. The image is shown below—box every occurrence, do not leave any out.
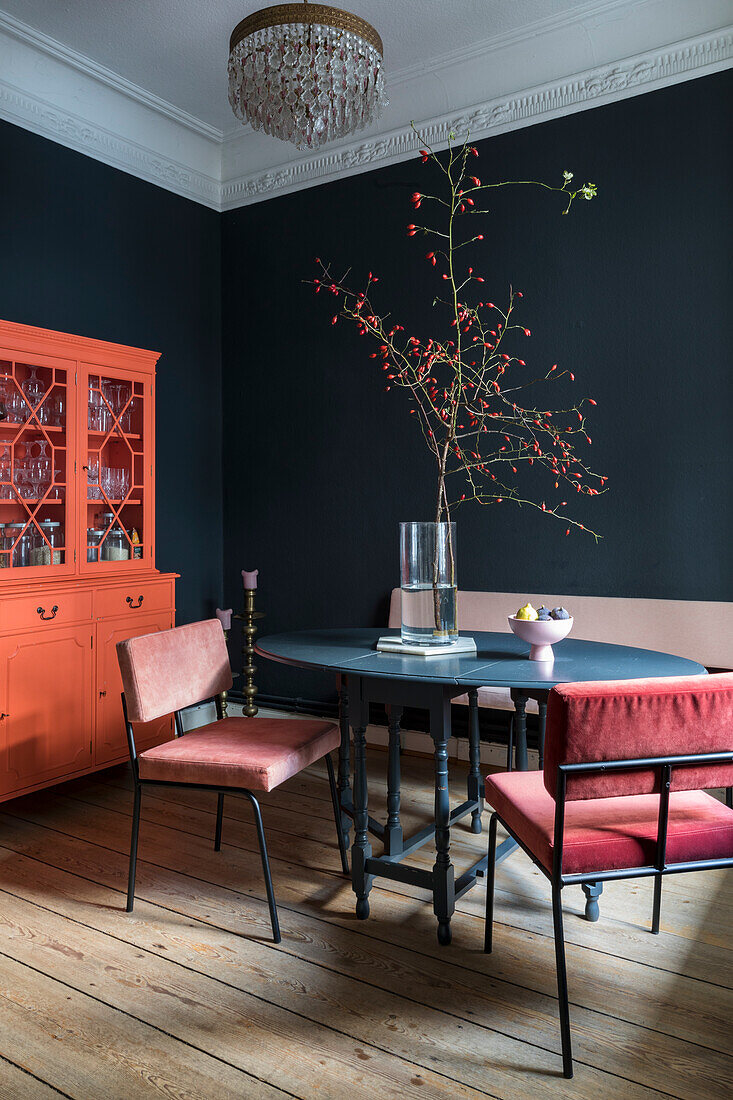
[508,603,573,661]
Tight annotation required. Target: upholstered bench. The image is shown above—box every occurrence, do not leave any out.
[387,588,733,762]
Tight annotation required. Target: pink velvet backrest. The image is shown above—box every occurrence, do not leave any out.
[543,673,733,801]
[116,619,233,724]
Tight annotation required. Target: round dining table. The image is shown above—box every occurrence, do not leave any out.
[256,627,707,944]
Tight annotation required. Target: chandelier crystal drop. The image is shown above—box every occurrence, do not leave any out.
[228,2,387,151]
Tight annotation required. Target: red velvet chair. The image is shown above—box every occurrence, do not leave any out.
[116,619,348,943]
[483,673,733,1079]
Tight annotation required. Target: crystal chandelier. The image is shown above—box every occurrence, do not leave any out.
[228,2,387,151]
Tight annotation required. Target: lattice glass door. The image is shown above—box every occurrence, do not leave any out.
[0,352,73,574]
[82,366,150,571]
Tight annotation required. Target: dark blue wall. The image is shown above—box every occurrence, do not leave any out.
[221,71,732,701]
[1,72,729,701]
[0,120,223,625]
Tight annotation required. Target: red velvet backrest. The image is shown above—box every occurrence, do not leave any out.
[116,619,233,723]
[543,673,733,801]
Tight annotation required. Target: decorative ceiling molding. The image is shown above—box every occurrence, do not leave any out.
[0,4,730,212]
[0,79,221,208]
[0,10,220,140]
[220,28,732,209]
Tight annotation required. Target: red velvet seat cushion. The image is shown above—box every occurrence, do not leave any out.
[486,770,733,874]
[138,717,340,792]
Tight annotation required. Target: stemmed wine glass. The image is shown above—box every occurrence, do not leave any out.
[0,444,12,499]
[22,366,46,411]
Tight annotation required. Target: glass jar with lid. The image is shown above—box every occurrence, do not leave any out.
[87,527,104,562]
[102,521,130,561]
[5,522,30,567]
[31,520,63,566]
[0,523,10,568]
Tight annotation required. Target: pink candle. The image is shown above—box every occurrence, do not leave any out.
[215,607,233,630]
[242,569,258,590]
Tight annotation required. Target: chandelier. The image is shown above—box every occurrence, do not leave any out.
[228,2,387,151]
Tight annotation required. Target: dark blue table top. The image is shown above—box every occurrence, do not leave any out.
[256,628,706,690]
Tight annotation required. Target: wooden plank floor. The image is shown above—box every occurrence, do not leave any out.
[0,748,730,1099]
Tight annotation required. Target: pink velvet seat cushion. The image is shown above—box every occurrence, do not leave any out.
[486,770,733,875]
[138,716,340,792]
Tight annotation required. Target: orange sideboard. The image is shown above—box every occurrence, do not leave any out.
[0,319,176,802]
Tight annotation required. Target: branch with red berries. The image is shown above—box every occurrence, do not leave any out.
[309,131,605,540]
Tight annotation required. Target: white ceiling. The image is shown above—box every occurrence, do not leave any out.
[0,0,599,131]
[0,0,730,208]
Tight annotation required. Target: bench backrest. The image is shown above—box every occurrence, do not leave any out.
[388,589,733,669]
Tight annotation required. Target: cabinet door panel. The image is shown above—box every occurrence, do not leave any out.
[96,611,173,766]
[0,626,93,796]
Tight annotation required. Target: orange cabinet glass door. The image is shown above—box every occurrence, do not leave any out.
[0,348,76,576]
[0,624,93,797]
[78,363,154,573]
[95,611,173,766]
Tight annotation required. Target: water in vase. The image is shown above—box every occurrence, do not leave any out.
[400,583,457,645]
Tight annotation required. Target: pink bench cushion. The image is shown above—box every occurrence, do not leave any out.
[138,716,340,792]
[486,770,733,874]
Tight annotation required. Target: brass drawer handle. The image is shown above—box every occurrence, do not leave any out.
[37,605,58,621]
[99,690,107,698]
[126,595,144,609]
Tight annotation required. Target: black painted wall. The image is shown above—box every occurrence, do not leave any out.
[0,120,223,625]
[222,71,732,701]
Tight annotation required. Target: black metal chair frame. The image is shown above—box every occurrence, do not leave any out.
[122,692,349,944]
[483,748,733,1079]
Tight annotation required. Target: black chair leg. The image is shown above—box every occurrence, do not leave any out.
[506,716,514,772]
[245,792,281,944]
[651,874,663,934]
[126,784,142,912]
[726,787,732,810]
[326,753,350,875]
[484,813,498,953]
[215,792,225,851]
[551,881,574,1079]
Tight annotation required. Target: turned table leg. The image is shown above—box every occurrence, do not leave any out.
[467,688,484,833]
[513,693,529,772]
[337,677,352,849]
[351,722,373,919]
[385,706,404,855]
[431,694,455,946]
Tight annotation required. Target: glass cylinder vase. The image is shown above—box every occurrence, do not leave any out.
[399,521,457,646]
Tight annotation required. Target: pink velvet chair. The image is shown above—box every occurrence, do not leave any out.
[116,619,348,943]
[483,673,733,1079]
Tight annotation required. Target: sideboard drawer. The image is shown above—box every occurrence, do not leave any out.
[95,581,172,620]
[0,591,93,633]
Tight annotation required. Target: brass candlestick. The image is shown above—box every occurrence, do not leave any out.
[215,609,234,718]
[235,590,264,717]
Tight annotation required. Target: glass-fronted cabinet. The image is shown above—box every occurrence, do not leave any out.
[81,364,152,572]
[0,318,176,804]
[0,351,75,575]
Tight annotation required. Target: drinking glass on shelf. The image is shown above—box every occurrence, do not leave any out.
[21,365,45,410]
[51,468,64,499]
[88,381,109,432]
[87,461,101,500]
[55,392,65,427]
[0,445,11,499]
[7,386,28,424]
[102,381,130,417]
[13,455,31,499]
